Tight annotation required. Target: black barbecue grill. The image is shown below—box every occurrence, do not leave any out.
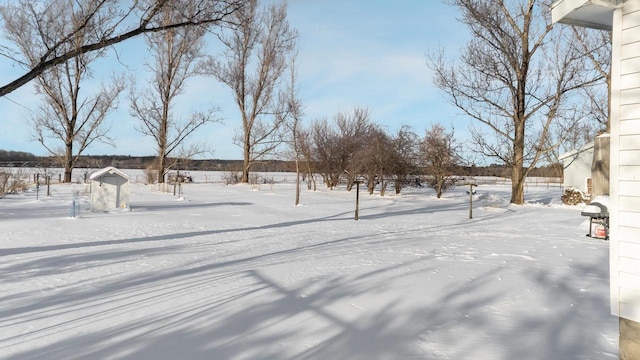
[581,197,609,240]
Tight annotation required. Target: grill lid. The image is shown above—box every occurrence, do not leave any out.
[581,196,609,217]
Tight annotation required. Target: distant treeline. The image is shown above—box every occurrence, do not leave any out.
[0,150,562,178]
[0,151,290,172]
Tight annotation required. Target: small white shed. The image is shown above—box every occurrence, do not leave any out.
[89,167,130,211]
[559,142,594,194]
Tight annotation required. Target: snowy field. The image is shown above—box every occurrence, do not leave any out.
[0,173,617,359]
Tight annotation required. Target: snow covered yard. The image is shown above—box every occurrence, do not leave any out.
[0,178,617,359]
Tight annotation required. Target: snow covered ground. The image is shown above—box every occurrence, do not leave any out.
[0,174,617,359]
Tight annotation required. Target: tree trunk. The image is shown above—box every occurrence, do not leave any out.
[242,133,250,183]
[157,154,166,184]
[294,156,300,206]
[511,166,525,205]
[511,114,527,204]
[63,142,73,183]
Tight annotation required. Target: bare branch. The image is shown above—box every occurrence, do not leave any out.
[0,0,245,97]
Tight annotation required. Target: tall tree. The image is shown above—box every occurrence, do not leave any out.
[130,4,219,184]
[0,0,244,98]
[32,64,124,183]
[281,49,303,205]
[204,0,297,183]
[429,0,603,204]
[2,0,125,182]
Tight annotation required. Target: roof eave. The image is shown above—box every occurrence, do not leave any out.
[551,0,617,30]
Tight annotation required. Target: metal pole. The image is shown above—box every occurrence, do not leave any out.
[469,187,473,219]
[355,181,360,220]
[468,183,477,219]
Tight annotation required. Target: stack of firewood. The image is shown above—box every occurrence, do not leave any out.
[561,187,590,205]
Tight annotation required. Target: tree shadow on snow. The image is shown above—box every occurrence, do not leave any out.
[1,235,614,359]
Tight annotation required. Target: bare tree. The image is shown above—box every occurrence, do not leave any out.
[353,126,392,195]
[32,66,124,183]
[571,27,611,133]
[421,124,461,199]
[337,108,375,191]
[0,0,244,97]
[540,27,611,180]
[130,4,219,183]
[281,49,303,205]
[429,0,603,204]
[312,107,374,190]
[204,0,297,183]
[352,125,418,196]
[2,0,125,182]
[390,126,419,194]
[297,127,316,191]
[311,117,341,189]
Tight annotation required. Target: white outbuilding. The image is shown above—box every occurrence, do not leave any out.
[559,142,594,194]
[89,167,130,211]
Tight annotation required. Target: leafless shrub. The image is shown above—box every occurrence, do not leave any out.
[144,165,159,185]
[222,171,242,185]
[0,169,28,197]
[262,176,276,191]
[0,171,10,196]
[249,173,260,190]
[9,169,28,193]
[77,168,91,184]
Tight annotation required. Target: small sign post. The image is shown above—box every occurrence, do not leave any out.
[468,183,477,219]
[70,191,79,218]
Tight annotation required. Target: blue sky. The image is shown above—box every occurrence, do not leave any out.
[0,1,470,160]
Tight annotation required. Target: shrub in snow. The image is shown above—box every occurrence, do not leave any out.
[0,170,28,197]
[143,165,158,185]
[222,171,243,185]
[477,192,509,208]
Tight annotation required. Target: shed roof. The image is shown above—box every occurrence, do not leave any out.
[558,142,594,161]
[89,166,130,180]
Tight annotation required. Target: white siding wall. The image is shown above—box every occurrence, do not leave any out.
[611,0,640,321]
[562,146,594,193]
